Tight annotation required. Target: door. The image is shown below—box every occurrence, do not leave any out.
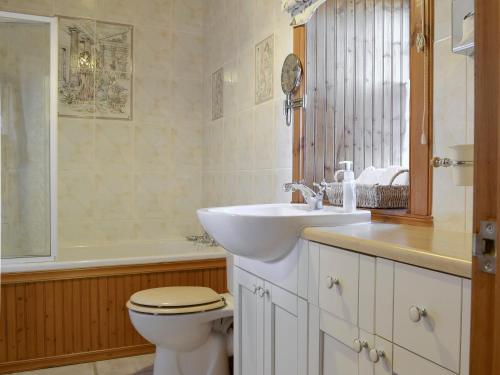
[263,281,308,375]
[471,0,500,374]
[234,267,265,375]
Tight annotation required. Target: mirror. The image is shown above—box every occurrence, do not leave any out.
[281,53,303,126]
[281,53,302,95]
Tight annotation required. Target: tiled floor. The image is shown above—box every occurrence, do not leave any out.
[12,354,154,375]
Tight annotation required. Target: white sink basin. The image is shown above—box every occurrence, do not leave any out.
[197,203,370,262]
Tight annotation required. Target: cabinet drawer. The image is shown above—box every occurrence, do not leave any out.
[393,345,455,375]
[393,263,462,373]
[319,245,359,324]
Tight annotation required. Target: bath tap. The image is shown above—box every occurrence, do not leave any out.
[283,181,328,210]
[186,232,218,246]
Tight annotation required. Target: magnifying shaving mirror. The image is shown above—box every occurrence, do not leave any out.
[281,53,304,126]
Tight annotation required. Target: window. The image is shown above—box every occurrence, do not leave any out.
[292,0,432,224]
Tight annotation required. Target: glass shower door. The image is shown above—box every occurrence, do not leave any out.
[0,12,57,261]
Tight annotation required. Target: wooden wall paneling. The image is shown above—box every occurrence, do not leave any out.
[89,278,99,351]
[302,0,411,182]
[324,0,336,181]
[63,280,73,354]
[335,0,347,172]
[392,0,402,166]
[0,291,7,363]
[373,0,384,167]
[295,0,431,223]
[116,276,125,348]
[401,0,410,168]
[44,281,55,357]
[354,0,366,176]
[305,15,317,184]
[315,5,327,182]
[15,285,26,360]
[0,259,227,374]
[382,0,393,166]
[54,281,64,355]
[364,0,374,170]
[25,283,37,359]
[6,286,16,362]
[80,278,90,352]
[345,0,356,165]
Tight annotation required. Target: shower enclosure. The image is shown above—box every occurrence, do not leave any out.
[0,12,57,262]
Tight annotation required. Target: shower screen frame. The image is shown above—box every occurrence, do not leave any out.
[0,11,58,264]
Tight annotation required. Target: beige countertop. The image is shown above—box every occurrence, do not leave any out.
[302,222,473,278]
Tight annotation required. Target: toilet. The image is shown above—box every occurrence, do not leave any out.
[127,286,234,375]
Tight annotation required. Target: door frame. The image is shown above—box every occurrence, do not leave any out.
[470,0,500,374]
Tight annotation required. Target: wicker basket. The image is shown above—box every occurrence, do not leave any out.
[326,169,409,209]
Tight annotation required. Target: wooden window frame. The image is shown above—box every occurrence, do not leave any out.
[292,0,433,226]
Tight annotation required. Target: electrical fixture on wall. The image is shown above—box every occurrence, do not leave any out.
[281,53,305,127]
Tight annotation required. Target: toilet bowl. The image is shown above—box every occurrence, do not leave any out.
[127,286,233,375]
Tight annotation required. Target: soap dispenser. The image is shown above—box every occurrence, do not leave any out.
[339,161,356,212]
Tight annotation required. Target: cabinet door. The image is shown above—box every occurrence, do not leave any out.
[309,305,374,375]
[319,245,360,325]
[234,267,265,375]
[393,345,455,375]
[263,281,308,375]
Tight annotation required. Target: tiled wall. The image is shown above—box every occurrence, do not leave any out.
[0,0,207,247]
[432,0,474,232]
[201,0,294,207]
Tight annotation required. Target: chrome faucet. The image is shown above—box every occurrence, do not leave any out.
[283,181,328,210]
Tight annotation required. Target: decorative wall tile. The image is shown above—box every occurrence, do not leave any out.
[255,34,274,104]
[58,17,96,117]
[212,67,224,120]
[58,17,133,120]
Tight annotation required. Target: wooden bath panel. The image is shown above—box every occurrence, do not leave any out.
[0,258,227,374]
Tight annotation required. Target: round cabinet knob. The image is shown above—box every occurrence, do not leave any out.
[409,305,427,322]
[251,285,258,294]
[258,288,269,298]
[326,276,340,289]
[369,348,385,363]
[352,338,367,353]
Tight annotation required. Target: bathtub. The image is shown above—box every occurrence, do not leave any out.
[1,240,227,273]
[0,240,228,373]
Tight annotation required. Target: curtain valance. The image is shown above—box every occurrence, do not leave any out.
[281,0,327,26]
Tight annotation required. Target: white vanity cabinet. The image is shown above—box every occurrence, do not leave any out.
[233,239,471,375]
[308,243,471,375]
[234,266,308,375]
